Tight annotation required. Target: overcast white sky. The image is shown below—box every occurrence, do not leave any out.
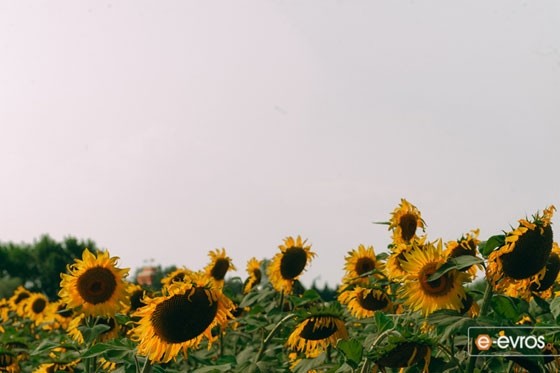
[1,1,559,287]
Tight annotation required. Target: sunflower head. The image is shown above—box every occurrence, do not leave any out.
[287,308,348,358]
[342,244,384,284]
[445,229,482,278]
[161,267,194,292]
[530,243,560,294]
[267,236,316,294]
[59,249,129,317]
[243,258,262,294]
[487,206,556,294]
[399,240,469,316]
[373,335,433,371]
[22,293,49,325]
[8,286,31,316]
[132,273,234,363]
[338,286,392,318]
[204,248,236,287]
[389,199,426,244]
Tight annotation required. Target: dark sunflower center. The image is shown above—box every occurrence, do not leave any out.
[253,268,262,284]
[459,294,474,314]
[211,259,230,281]
[358,290,389,311]
[378,342,430,368]
[14,292,30,304]
[355,257,376,276]
[299,318,338,341]
[151,288,218,344]
[32,298,47,314]
[130,290,146,312]
[172,273,187,283]
[501,225,553,279]
[76,266,117,305]
[419,263,453,296]
[530,253,560,292]
[280,247,307,280]
[0,353,16,367]
[98,317,116,334]
[57,304,73,318]
[399,213,418,242]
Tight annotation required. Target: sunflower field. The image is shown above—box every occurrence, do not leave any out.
[1,200,560,372]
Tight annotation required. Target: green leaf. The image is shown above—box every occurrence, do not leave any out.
[532,294,551,314]
[192,364,232,373]
[337,339,363,369]
[550,297,560,320]
[491,295,528,322]
[479,235,506,257]
[428,255,484,281]
[374,311,394,333]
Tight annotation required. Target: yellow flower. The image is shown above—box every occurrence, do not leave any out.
[267,236,316,294]
[286,314,348,358]
[389,199,426,244]
[22,293,49,325]
[487,206,555,297]
[338,286,392,318]
[243,258,262,294]
[161,267,194,293]
[59,249,129,317]
[204,248,236,288]
[8,286,31,317]
[131,274,234,363]
[0,351,20,373]
[399,240,469,316]
[444,229,482,279]
[341,244,384,284]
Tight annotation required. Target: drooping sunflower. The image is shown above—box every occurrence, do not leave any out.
[286,310,348,358]
[372,334,433,373]
[529,242,560,299]
[444,229,482,279]
[204,248,236,288]
[59,249,129,317]
[388,199,426,245]
[131,273,234,363]
[268,236,316,294]
[399,240,469,316]
[338,286,392,318]
[341,244,384,285]
[23,293,49,325]
[385,236,426,281]
[243,258,262,294]
[487,206,555,296]
[161,267,194,293]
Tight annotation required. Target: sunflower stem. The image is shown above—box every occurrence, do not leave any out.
[253,313,297,365]
[466,281,493,373]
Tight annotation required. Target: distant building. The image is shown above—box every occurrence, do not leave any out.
[136,266,156,286]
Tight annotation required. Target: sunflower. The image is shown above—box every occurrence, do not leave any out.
[529,242,560,299]
[399,240,469,316]
[487,206,555,296]
[125,283,149,315]
[33,361,79,373]
[286,309,348,358]
[161,267,194,292]
[0,351,19,373]
[338,286,392,318]
[458,293,480,318]
[8,286,31,317]
[59,249,129,317]
[372,335,433,372]
[385,237,426,281]
[0,299,9,324]
[341,244,384,285]
[204,248,236,288]
[131,274,234,363]
[42,301,74,330]
[67,314,120,344]
[444,229,483,279]
[268,236,316,294]
[389,199,426,245]
[23,293,49,325]
[243,258,262,294]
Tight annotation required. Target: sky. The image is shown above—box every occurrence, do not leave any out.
[1,1,559,287]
